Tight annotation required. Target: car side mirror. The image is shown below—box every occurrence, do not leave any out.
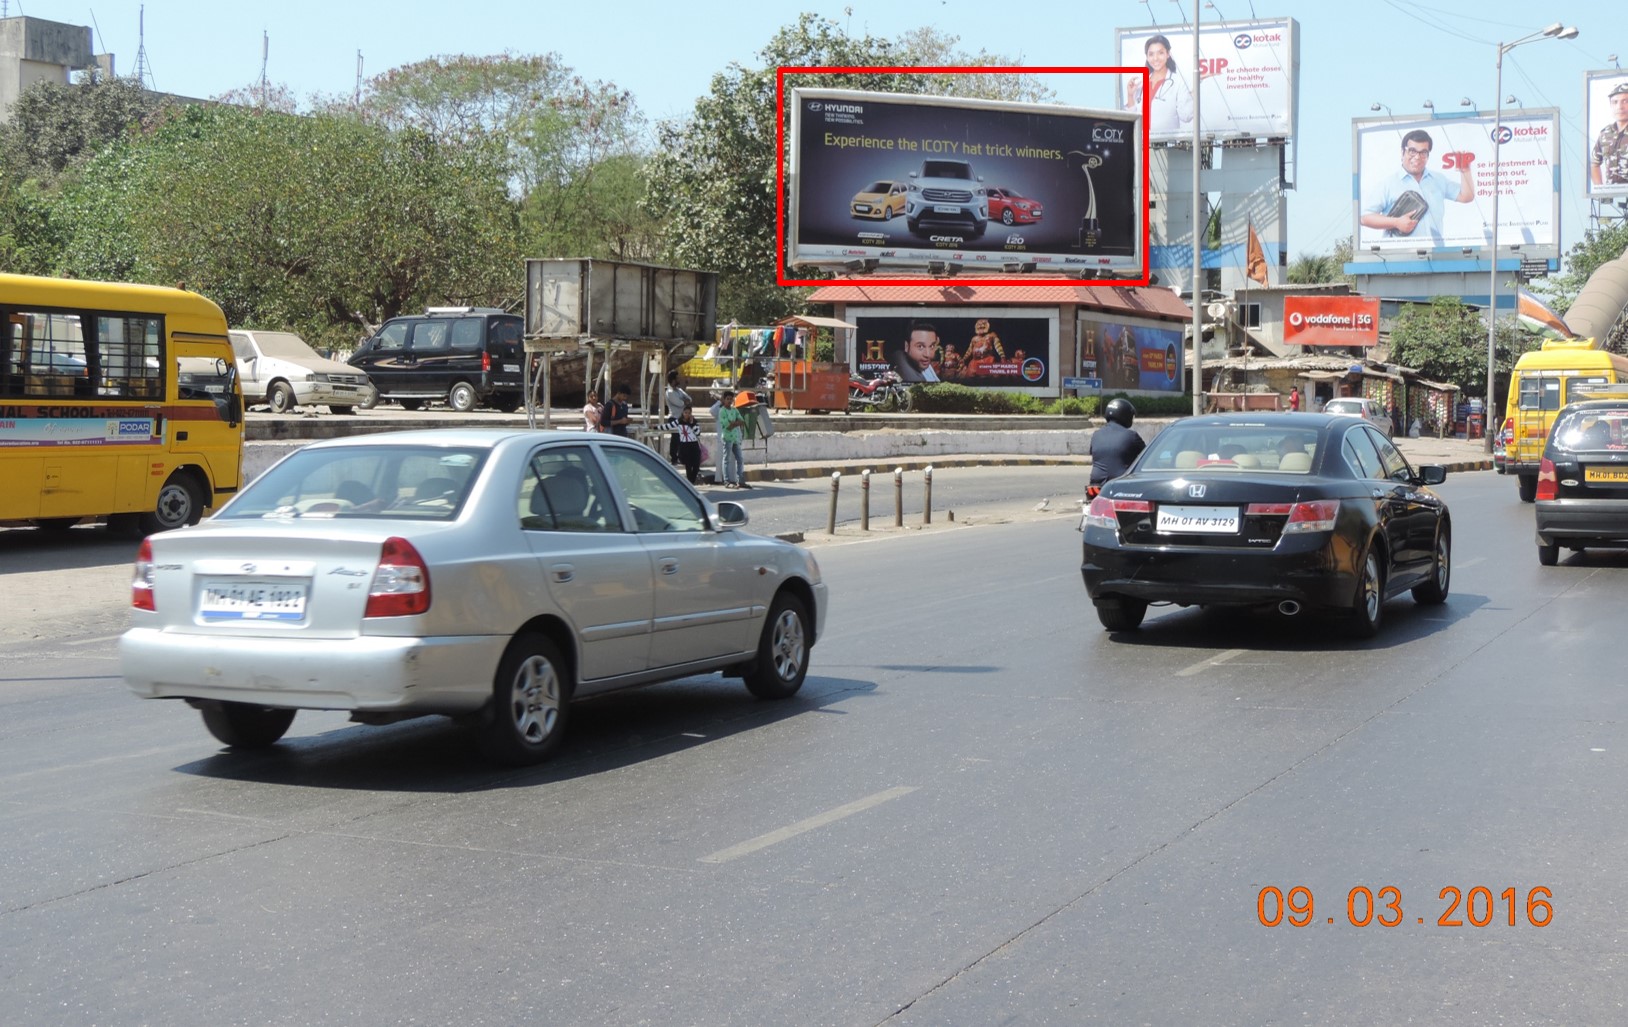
[1416,465,1447,486]
[713,500,749,529]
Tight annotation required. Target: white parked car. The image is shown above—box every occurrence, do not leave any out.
[120,430,827,765]
[229,329,375,414]
[1322,397,1394,438]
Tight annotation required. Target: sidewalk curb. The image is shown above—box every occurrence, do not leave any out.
[743,454,1495,482]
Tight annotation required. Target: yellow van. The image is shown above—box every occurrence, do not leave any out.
[1,273,244,533]
[1500,338,1628,501]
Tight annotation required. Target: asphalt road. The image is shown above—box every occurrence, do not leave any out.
[2,468,1625,1024]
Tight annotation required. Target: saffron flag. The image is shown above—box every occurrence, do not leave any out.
[1517,289,1572,338]
[1246,222,1270,286]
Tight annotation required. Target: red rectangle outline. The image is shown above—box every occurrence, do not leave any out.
[776,66,1151,288]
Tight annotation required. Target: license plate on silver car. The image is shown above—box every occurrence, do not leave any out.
[199,581,309,621]
[1156,505,1240,534]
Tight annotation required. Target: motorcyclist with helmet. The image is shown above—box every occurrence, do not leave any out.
[1087,397,1146,499]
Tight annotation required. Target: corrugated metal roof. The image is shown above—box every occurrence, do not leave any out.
[808,282,1192,321]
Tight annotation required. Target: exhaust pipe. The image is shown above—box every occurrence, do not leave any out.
[1277,600,1302,616]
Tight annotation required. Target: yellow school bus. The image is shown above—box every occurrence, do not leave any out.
[1500,337,1628,501]
[1,273,244,533]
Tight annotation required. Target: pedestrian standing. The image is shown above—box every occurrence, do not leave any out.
[718,390,754,489]
[582,392,603,433]
[605,383,632,437]
[676,402,702,484]
[1288,385,1301,412]
[664,369,692,464]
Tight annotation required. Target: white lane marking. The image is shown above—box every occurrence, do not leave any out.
[699,785,918,864]
[1457,556,1486,569]
[1176,648,1247,678]
[63,634,122,646]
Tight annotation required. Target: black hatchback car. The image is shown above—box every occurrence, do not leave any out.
[1534,398,1628,565]
[350,307,525,412]
[1081,413,1451,637]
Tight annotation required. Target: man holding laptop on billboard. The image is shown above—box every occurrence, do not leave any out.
[1360,129,1474,245]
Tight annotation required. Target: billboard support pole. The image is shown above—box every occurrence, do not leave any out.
[1191,0,1203,416]
[1486,23,1578,453]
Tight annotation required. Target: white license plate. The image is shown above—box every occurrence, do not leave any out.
[1156,504,1240,534]
[854,204,872,213]
[502,364,520,373]
[200,580,309,621]
[933,204,962,214]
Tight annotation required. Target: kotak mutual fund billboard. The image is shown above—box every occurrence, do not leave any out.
[1352,110,1561,257]
[1114,18,1299,143]
[1283,296,1379,348]
[787,87,1143,278]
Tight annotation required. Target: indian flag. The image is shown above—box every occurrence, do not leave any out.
[1517,289,1572,338]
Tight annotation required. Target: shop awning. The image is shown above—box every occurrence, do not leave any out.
[775,315,857,330]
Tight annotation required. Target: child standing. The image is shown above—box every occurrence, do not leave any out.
[676,403,703,484]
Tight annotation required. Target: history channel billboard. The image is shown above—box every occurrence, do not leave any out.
[1585,69,1628,200]
[786,87,1144,280]
[1077,313,1185,394]
[850,311,1057,390]
[1114,18,1299,143]
[1352,110,1561,258]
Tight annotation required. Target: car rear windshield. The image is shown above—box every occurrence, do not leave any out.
[221,445,488,520]
[1550,408,1628,452]
[1140,425,1320,473]
[1323,400,1362,414]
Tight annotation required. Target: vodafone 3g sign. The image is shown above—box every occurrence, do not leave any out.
[1283,296,1380,348]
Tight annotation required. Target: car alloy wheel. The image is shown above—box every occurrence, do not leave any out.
[480,633,571,765]
[1411,528,1450,605]
[744,594,809,699]
[1349,549,1384,638]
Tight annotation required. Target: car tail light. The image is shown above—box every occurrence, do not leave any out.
[1500,418,1514,445]
[364,536,431,617]
[1085,496,1150,529]
[1536,458,1558,502]
[131,538,155,611]
[482,351,491,372]
[1278,500,1340,534]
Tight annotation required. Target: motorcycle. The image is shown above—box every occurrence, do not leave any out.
[848,369,912,412]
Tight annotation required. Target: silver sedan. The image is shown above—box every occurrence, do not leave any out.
[121,429,828,765]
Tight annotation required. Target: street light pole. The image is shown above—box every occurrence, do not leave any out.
[1486,23,1578,453]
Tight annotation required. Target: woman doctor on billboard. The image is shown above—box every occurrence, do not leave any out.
[1125,34,1194,134]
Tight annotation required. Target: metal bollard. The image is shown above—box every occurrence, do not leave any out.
[893,467,904,527]
[827,472,841,535]
[923,465,933,525]
[860,469,871,532]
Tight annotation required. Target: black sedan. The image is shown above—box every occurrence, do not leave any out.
[1080,413,1451,636]
[1534,398,1628,565]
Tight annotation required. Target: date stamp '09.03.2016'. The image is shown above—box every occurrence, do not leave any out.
[1257,886,1554,928]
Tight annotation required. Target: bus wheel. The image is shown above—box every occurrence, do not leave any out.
[140,474,204,534]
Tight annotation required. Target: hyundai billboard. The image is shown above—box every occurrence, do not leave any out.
[787,87,1143,278]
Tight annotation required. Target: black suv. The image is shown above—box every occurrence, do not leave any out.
[350,308,525,412]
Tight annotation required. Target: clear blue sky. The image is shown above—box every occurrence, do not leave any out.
[19,0,1620,261]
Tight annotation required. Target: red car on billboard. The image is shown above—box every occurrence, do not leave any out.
[986,187,1044,226]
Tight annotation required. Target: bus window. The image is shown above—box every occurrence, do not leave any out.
[1518,374,1563,411]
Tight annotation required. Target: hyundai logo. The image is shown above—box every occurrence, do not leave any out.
[1188,484,1207,498]
[807,101,822,111]
[241,563,257,573]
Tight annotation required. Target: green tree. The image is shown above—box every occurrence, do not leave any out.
[1388,295,1530,398]
[343,54,659,263]
[645,13,1052,323]
[0,74,165,184]
[1287,238,1354,285]
[40,105,519,348]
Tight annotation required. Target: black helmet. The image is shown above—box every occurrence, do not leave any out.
[1105,397,1136,427]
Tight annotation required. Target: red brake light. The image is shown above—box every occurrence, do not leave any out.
[482,351,491,372]
[364,536,431,617]
[1084,496,1149,529]
[1281,500,1340,533]
[1536,458,1558,502]
[131,538,155,611]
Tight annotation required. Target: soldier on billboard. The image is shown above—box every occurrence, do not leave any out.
[1591,82,1628,187]
[1359,129,1474,245]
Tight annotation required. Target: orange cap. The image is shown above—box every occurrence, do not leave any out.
[734,391,756,408]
